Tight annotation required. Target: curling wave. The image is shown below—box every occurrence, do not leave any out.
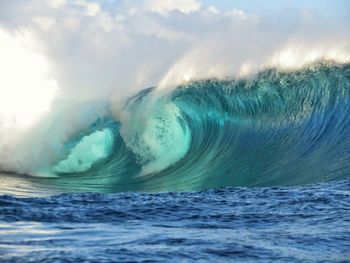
[1,62,350,193]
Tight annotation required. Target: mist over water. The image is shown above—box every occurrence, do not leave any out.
[1,1,350,262]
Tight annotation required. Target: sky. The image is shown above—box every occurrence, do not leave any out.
[0,0,349,97]
[202,0,349,18]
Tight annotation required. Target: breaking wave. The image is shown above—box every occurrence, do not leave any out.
[1,62,350,193]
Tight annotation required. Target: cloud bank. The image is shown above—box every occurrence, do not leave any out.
[1,0,349,96]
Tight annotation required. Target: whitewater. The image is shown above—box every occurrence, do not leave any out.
[1,1,350,261]
[1,62,350,193]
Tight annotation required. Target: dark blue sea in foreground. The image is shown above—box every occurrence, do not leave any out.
[0,179,349,262]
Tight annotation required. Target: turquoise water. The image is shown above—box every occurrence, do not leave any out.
[10,62,349,193]
[1,62,350,261]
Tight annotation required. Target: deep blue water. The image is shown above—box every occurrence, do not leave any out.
[0,179,349,262]
[1,63,350,261]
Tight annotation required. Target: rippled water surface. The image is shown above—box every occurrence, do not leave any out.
[1,179,349,262]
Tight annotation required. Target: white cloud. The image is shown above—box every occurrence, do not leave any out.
[228,9,247,19]
[32,16,56,31]
[86,2,101,16]
[0,0,348,97]
[145,0,201,16]
[49,0,66,9]
[0,1,348,95]
[207,6,220,14]
[76,0,101,16]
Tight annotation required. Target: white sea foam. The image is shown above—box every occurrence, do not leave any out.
[0,1,349,176]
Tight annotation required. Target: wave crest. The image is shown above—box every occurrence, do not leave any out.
[1,62,350,193]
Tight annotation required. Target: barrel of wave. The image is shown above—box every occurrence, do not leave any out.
[52,128,114,174]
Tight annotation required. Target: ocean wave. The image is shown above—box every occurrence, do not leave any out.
[1,62,348,193]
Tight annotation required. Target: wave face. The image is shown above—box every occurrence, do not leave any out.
[3,62,350,194]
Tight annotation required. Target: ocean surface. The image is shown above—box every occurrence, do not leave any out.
[1,63,350,262]
[0,179,349,262]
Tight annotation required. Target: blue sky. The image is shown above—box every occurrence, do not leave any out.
[201,0,349,18]
[94,0,350,18]
[92,0,350,24]
[203,1,349,26]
